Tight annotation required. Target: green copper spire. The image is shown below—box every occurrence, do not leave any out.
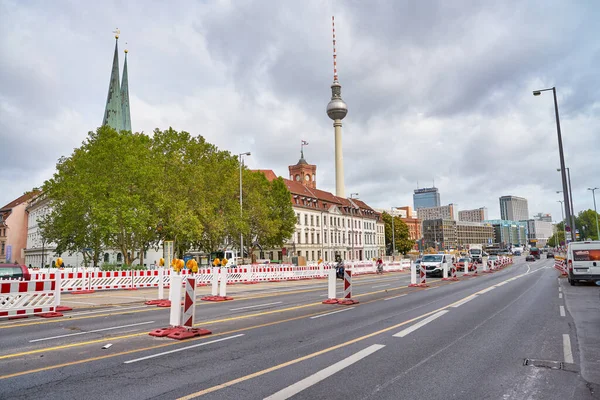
[120,49,132,132]
[102,38,122,131]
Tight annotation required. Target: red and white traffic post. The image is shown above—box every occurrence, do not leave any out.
[338,269,359,305]
[201,267,233,301]
[409,262,428,287]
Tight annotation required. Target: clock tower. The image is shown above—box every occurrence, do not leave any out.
[289,148,317,189]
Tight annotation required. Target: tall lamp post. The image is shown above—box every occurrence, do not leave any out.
[557,200,565,246]
[557,168,576,241]
[390,206,400,257]
[238,152,251,262]
[533,87,573,242]
[349,193,359,261]
[588,187,599,240]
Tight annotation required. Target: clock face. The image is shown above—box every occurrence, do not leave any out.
[295,175,300,181]
[305,174,310,181]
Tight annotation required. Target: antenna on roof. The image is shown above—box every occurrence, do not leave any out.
[332,16,338,82]
[417,180,419,189]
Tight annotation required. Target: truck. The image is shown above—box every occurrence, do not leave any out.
[468,244,483,263]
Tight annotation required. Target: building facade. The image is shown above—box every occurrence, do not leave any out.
[413,187,441,209]
[0,192,37,264]
[499,196,529,221]
[533,212,552,222]
[458,207,488,222]
[485,219,528,247]
[258,154,386,263]
[527,219,555,247]
[417,204,458,221]
[422,219,494,250]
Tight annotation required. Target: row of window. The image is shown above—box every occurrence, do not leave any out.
[295,230,384,246]
[296,213,378,232]
[297,249,382,262]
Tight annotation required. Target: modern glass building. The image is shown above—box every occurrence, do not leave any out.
[413,187,441,209]
[484,219,528,247]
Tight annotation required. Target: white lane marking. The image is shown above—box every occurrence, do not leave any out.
[563,334,574,364]
[451,295,478,308]
[478,287,495,294]
[384,294,407,301]
[64,305,150,317]
[560,306,566,317]
[108,295,148,300]
[495,282,508,287]
[230,302,283,311]
[559,293,563,299]
[124,334,244,364]
[264,344,385,400]
[558,287,562,292]
[319,294,328,297]
[526,265,531,274]
[372,284,390,288]
[424,287,438,291]
[29,321,156,343]
[59,300,99,305]
[393,310,449,337]
[310,307,355,319]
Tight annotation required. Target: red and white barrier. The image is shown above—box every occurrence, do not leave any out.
[0,280,62,319]
[443,264,459,281]
[338,269,358,305]
[554,259,567,276]
[409,262,428,287]
[322,268,339,304]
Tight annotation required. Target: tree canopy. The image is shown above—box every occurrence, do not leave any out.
[40,126,296,265]
[381,212,414,255]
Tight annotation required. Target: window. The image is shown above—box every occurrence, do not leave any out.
[317,233,320,244]
[343,219,345,228]
[104,253,109,262]
[324,217,327,226]
[343,233,346,244]
[305,233,309,243]
[296,213,300,224]
[117,253,122,262]
[310,215,314,226]
[316,216,320,226]
[331,232,334,243]
[311,233,314,244]
[311,251,315,260]
[325,252,328,261]
[318,250,321,260]
[297,232,301,243]
[304,215,308,225]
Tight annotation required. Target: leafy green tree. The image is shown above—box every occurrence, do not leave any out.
[381,212,414,255]
[547,231,566,247]
[575,209,600,240]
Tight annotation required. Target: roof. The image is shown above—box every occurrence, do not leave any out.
[255,169,380,221]
[0,191,39,211]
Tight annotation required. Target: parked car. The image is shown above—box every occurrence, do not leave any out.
[0,264,31,280]
[456,257,475,271]
[547,252,555,259]
[525,255,535,262]
[566,241,600,286]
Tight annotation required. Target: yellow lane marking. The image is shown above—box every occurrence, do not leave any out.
[0,275,411,329]
[0,309,329,380]
[0,271,519,380]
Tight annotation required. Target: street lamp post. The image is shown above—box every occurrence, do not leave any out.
[238,152,251,263]
[558,168,577,241]
[533,87,573,242]
[557,200,565,245]
[349,193,359,261]
[390,206,401,258]
[588,187,599,240]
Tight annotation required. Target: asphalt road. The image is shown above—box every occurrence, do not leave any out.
[1,257,598,399]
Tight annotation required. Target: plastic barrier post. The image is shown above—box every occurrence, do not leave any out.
[322,268,338,304]
[165,277,212,340]
[219,268,227,297]
[211,267,219,296]
[409,262,428,287]
[410,262,417,285]
[443,263,448,279]
[158,267,164,299]
[54,273,72,312]
[338,269,358,305]
[169,274,182,327]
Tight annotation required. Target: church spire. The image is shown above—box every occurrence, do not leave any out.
[102,31,122,131]
[121,47,132,132]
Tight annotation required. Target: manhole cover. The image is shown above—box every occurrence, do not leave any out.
[523,359,564,370]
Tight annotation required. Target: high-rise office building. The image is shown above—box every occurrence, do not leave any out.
[417,204,458,221]
[533,212,552,222]
[413,187,441,209]
[499,195,529,221]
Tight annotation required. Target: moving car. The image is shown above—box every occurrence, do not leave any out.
[420,254,451,277]
[546,252,554,259]
[456,257,475,271]
[530,247,541,259]
[0,264,31,281]
[566,241,600,286]
[525,255,535,262]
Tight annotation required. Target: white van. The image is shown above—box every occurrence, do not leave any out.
[420,253,451,278]
[566,241,600,286]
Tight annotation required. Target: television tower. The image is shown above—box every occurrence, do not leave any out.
[326,16,348,198]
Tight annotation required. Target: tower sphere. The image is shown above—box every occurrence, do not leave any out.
[327,83,348,120]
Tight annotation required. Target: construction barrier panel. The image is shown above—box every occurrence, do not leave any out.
[0,280,61,319]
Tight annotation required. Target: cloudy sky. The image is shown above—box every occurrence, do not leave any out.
[1,0,599,222]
